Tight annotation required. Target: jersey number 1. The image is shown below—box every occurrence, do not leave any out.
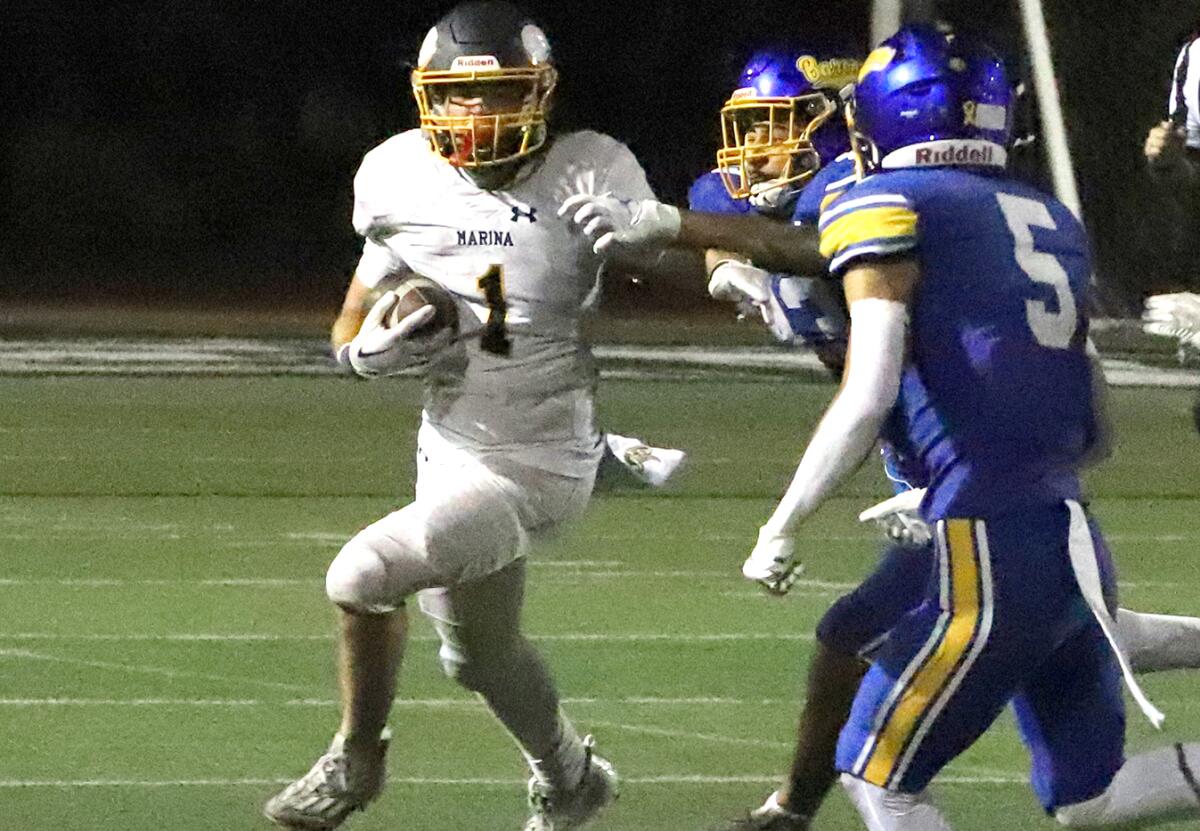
[996,193,1078,350]
[476,264,512,356]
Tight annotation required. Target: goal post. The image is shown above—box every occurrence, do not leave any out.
[1015,0,1085,221]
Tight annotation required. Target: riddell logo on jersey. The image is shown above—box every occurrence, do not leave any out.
[913,143,996,165]
[457,230,514,247]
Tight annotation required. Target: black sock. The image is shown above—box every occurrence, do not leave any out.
[782,643,868,819]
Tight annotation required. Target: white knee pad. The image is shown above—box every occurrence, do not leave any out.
[325,477,528,613]
[841,774,953,831]
[325,537,403,614]
[325,503,439,613]
[1115,608,1200,673]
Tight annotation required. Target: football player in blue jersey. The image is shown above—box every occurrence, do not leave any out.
[750,25,1200,830]
[563,34,1200,831]
[687,46,857,372]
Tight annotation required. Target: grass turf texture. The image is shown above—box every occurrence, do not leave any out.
[0,375,1198,830]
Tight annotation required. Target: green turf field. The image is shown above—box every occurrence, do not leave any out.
[0,374,1198,830]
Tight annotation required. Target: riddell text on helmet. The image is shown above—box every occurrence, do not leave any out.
[914,142,997,165]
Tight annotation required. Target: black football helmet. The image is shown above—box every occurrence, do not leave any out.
[411,1,557,169]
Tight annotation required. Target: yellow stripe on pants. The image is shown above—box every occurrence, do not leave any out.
[862,519,983,787]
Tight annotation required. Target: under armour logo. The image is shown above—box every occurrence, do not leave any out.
[511,205,538,223]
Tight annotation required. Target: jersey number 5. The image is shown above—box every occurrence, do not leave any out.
[996,193,1078,350]
[476,264,512,356]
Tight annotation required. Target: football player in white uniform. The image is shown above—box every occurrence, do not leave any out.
[264,4,652,829]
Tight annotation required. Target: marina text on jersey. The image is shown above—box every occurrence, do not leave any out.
[457,229,516,247]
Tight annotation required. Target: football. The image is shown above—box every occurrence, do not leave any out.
[386,276,460,336]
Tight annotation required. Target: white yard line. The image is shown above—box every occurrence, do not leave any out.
[0,338,1194,387]
[0,696,790,708]
[0,773,1024,787]
[3,694,1196,710]
[0,575,861,589]
[0,574,1179,591]
[0,648,313,692]
[585,719,793,750]
[0,632,815,643]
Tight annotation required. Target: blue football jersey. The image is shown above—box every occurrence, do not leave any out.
[687,170,754,214]
[792,153,858,227]
[819,168,1095,519]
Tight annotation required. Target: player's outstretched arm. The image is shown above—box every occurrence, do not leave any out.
[676,210,826,276]
[743,259,916,594]
[558,194,826,276]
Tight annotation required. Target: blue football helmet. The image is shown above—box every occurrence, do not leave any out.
[717,47,861,209]
[848,24,1013,174]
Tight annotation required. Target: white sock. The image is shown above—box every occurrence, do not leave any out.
[523,712,587,791]
[755,791,807,821]
[1055,743,1200,826]
[841,774,953,831]
[1115,609,1200,673]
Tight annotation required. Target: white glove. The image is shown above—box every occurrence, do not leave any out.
[558,193,681,255]
[337,291,453,378]
[1142,292,1200,351]
[742,527,803,595]
[708,262,813,345]
[857,488,931,549]
[707,259,771,304]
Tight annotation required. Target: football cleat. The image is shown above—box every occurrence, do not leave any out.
[263,729,391,830]
[713,792,811,831]
[525,736,619,831]
[621,444,687,488]
[597,433,688,489]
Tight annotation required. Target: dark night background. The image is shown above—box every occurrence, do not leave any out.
[2,1,1197,317]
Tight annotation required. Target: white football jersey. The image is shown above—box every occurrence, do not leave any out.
[1169,38,1200,149]
[351,129,654,475]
